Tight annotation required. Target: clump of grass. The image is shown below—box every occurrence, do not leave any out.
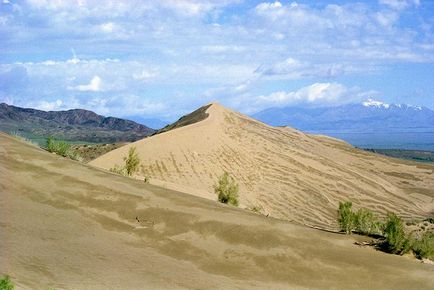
[413,232,434,259]
[46,137,82,161]
[214,172,239,206]
[110,147,140,177]
[354,208,382,235]
[0,275,14,290]
[383,213,412,255]
[337,201,355,234]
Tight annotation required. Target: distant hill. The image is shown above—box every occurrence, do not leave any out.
[0,103,155,143]
[252,99,434,133]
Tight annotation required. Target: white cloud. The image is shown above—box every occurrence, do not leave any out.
[68,75,102,92]
[239,83,377,113]
[379,0,420,10]
[35,99,63,111]
[132,69,158,82]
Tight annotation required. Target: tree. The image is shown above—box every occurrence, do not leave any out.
[337,201,355,234]
[214,172,239,206]
[124,146,140,176]
[383,213,412,254]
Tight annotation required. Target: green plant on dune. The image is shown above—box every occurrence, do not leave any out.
[413,232,434,259]
[124,147,140,176]
[45,136,81,161]
[214,172,239,206]
[0,275,14,290]
[383,213,412,255]
[337,201,355,234]
[354,208,382,235]
[110,146,140,177]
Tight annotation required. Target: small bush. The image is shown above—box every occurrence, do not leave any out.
[337,201,355,234]
[109,164,127,176]
[124,147,140,176]
[214,172,239,206]
[110,147,140,177]
[413,232,434,259]
[383,213,412,255]
[46,137,81,161]
[0,275,14,290]
[354,208,382,235]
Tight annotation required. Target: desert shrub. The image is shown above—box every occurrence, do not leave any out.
[214,172,239,206]
[124,147,140,176]
[45,137,81,161]
[383,213,412,255]
[413,232,434,259]
[0,275,14,290]
[354,208,382,235]
[337,201,355,234]
[109,147,140,177]
[109,164,127,176]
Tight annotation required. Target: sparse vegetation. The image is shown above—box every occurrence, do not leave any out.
[337,201,355,234]
[124,147,140,176]
[413,232,434,259]
[110,146,140,177]
[0,275,14,290]
[354,208,382,235]
[336,202,434,259]
[214,172,239,206]
[46,137,81,161]
[383,213,412,255]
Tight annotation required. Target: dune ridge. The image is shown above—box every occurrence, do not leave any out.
[91,103,434,229]
[1,132,434,289]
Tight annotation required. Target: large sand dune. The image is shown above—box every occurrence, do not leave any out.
[91,103,434,229]
[1,133,434,289]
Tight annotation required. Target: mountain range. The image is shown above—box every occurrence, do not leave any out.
[0,103,155,143]
[252,99,434,133]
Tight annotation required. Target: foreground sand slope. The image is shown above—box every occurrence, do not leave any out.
[1,133,434,289]
[90,103,434,229]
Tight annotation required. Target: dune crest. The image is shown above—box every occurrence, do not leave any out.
[90,103,434,229]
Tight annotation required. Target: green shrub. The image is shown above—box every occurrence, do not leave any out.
[109,147,140,177]
[354,208,382,235]
[413,232,434,259]
[124,147,140,176]
[383,213,412,255]
[109,164,127,176]
[45,137,81,161]
[214,172,239,206]
[0,275,14,290]
[337,201,355,234]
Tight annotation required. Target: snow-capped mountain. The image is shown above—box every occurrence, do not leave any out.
[252,99,434,133]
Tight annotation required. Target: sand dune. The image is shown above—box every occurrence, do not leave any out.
[90,103,434,229]
[1,132,434,289]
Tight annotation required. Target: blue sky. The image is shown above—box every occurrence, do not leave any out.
[0,0,433,120]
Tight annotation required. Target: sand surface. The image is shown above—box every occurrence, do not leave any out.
[1,133,434,289]
[91,103,434,230]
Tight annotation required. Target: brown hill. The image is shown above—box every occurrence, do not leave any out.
[1,132,434,289]
[90,103,434,230]
[0,103,154,143]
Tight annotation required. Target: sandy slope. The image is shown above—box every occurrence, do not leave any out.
[1,133,434,289]
[90,103,434,229]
